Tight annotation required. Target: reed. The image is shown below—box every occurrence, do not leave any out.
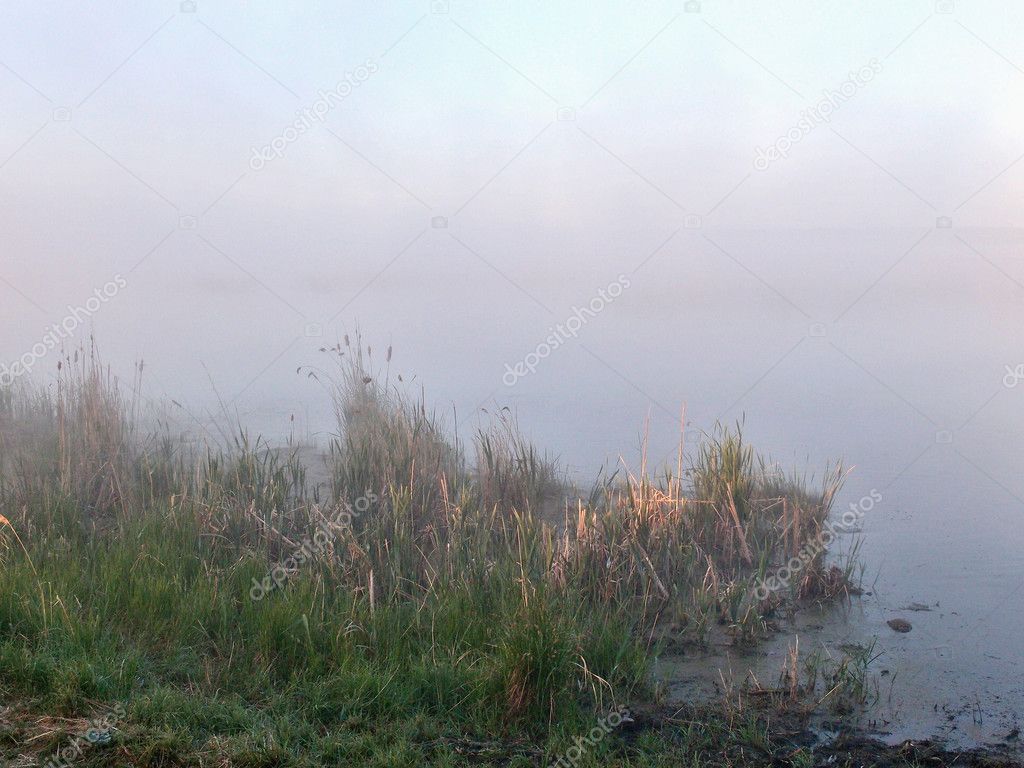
[0,340,860,765]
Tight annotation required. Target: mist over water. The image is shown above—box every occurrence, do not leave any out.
[2,0,1023,747]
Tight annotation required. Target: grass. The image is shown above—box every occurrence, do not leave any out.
[0,340,886,767]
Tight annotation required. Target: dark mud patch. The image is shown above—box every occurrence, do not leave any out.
[625,703,1023,767]
[812,732,1021,767]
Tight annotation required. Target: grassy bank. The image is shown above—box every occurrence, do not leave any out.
[0,341,869,766]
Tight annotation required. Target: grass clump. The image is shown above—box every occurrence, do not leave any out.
[0,339,862,766]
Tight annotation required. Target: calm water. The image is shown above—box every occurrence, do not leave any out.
[4,226,1023,745]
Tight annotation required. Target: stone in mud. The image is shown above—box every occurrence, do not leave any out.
[887,618,912,633]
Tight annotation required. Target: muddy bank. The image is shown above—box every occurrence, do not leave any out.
[624,703,1023,767]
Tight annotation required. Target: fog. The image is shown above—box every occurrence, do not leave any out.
[2,1,1024,739]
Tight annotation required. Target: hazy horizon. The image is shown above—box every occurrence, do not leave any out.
[4,1,1023,436]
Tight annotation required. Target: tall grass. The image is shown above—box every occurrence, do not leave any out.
[0,340,856,761]
[0,343,139,516]
[324,338,462,521]
[475,408,559,515]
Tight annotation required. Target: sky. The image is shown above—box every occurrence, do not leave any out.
[2,1,1023,226]
[1,0,1023,464]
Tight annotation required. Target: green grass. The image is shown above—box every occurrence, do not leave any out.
[0,341,881,767]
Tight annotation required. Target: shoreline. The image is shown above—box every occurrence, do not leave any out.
[0,343,1012,766]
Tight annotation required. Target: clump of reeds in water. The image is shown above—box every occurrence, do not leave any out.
[0,337,859,730]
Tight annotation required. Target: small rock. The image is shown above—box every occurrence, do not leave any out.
[887,618,912,633]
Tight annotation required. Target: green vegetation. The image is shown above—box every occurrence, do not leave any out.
[0,340,881,767]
